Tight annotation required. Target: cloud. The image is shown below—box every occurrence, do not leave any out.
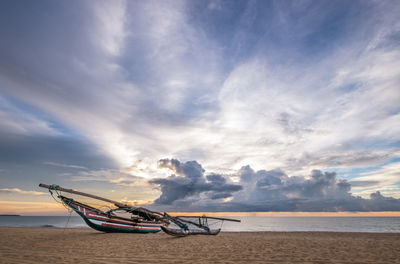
[71,168,143,184]
[0,1,399,205]
[229,166,357,211]
[0,188,46,196]
[349,180,381,187]
[0,131,113,167]
[92,0,127,56]
[149,159,242,204]
[149,159,400,212]
[0,95,61,136]
[43,162,87,170]
[353,161,400,186]
[348,160,400,198]
[1,0,399,173]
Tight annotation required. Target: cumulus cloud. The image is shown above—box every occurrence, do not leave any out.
[238,167,351,201]
[150,159,242,204]
[150,159,400,211]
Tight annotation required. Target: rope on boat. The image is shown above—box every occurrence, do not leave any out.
[63,210,72,233]
[47,185,74,231]
[48,187,72,212]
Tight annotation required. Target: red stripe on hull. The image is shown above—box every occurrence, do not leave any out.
[100,222,161,231]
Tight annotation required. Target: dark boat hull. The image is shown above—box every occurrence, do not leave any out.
[61,197,162,233]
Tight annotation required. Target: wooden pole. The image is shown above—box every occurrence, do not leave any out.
[39,183,129,208]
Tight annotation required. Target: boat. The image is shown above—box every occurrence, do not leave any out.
[160,212,242,236]
[39,184,167,233]
[39,183,240,235]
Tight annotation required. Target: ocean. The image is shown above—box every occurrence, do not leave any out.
[1,215,400,233]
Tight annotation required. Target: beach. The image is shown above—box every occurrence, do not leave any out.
[0,227,399,263]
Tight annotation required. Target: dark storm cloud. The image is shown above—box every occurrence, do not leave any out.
[150,159,400,211]
[158,159,204,179]
[149,159,242,204]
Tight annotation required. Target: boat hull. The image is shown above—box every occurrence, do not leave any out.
[61,197,162,233]
[161,226,221,236]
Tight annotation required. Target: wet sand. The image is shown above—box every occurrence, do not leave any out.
[0,227,399,263]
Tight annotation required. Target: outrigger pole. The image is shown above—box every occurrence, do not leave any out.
[174,215,241,222]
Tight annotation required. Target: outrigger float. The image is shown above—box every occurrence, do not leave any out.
[39,183,240,236]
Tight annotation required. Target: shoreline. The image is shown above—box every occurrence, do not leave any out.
[1,227,399,263]
[2,226,400,234]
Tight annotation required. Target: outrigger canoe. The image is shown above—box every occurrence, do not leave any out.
[59,195,163,233]
[39,183,240,236]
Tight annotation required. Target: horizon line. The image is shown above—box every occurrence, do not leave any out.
[4,211,400,217]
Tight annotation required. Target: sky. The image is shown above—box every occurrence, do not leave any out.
[0,0,400,215]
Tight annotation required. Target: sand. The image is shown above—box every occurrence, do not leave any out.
[0,227,399,264]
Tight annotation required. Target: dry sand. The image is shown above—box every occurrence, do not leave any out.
[1,227,399,264]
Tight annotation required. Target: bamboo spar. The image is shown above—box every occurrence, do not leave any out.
[39,183,129,208]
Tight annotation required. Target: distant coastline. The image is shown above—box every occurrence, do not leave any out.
[0,214,21,217]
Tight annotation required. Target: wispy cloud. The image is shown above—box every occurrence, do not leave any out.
[43,162,87,170]
[0,95,61,136]
[354,161,400,186]
[93,0,127,56]
[1,1,398,171]
[0,188,46,196]
[350,161,400,198]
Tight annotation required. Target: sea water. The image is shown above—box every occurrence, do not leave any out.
[0,216,87,228]
[1,215,400,233]
[221,216,400,233]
